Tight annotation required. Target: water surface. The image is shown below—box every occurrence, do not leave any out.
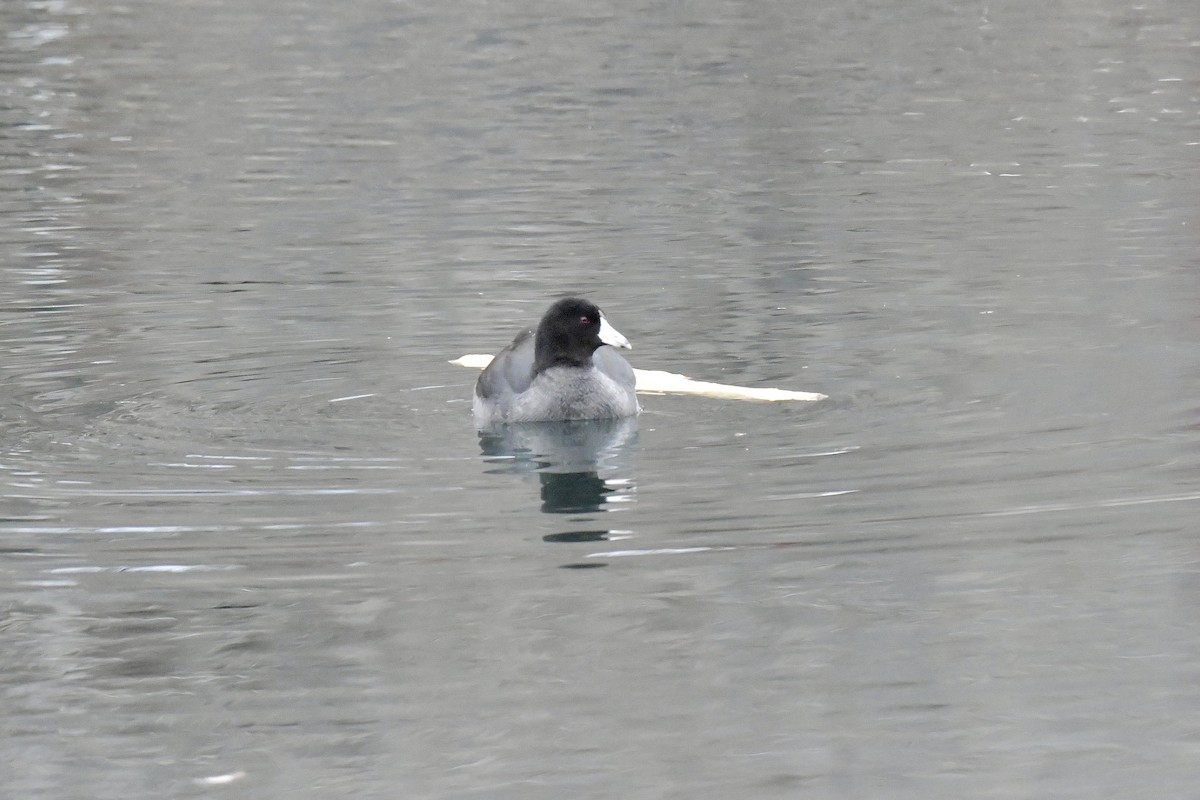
[3,0,1200,798]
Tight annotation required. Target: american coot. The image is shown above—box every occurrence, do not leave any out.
[473,298,640,424]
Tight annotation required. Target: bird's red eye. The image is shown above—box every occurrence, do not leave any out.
[580,316,590,324]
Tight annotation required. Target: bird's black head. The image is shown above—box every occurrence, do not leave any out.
[532,297,630,373]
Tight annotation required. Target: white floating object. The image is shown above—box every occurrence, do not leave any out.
[195,771,246,786]
[450,355,826,402]
[450,354,499,370]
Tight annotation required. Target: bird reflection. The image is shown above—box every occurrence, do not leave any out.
[477,417,638,515]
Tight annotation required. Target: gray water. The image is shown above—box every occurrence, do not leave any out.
[3,0,1199,797]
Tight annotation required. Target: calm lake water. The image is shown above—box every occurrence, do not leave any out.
[3,0,1200,797]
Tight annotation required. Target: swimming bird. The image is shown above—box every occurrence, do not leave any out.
[473,297,640,424]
